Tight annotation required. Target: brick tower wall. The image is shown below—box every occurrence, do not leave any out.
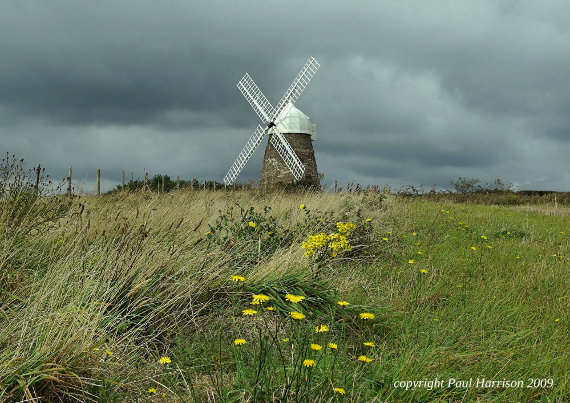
[259,133,319,189]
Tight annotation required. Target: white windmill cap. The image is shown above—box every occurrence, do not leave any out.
[275,101,317,140]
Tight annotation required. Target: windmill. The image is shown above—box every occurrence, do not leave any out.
[223,57,320,188]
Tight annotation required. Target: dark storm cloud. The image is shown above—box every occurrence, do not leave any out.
[0,0,569,191]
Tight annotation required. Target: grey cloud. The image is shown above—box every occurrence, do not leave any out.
[0,0,569,191]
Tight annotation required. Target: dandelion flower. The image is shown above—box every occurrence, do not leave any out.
[408,259,414,264]
[358,355,372,362]
[299,204,305,209]
[337,300,350,306]
[303,359,315,367]
[310,344,322,351]
[481,235,487,240]
[359,312,375,320]
[106,350,113,357]
[159,356,171,365]
[333,387,346,395]
[248,221,256,228]
[315,324,329,333]
[92,347,99,351]
[456,284,462,288]
[231,275,245,282]
[471,246,477,251]
[412,232,417,236]
[252,294,270,304]
[417,251,423,255]
[148,388,157,393]
[234,338,246,345]
[265,306,275,311]
[285,294,305,303]
[242,309,257,316]
[366,218,372,222]
[382,237,388,241]
[328,342,338,350]
[283,338,290,342]
[290,311,305,320]
[420,269,428,274]
[555,318,560,322]
[487,245,492,249]
[363,341,375,347]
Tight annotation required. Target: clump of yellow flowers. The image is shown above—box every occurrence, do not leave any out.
[302,222,355,257]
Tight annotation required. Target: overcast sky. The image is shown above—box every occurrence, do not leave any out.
[1,0,569,192]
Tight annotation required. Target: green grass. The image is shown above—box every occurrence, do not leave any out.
[0,189,568,402]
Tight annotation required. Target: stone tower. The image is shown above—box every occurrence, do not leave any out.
[259,103,319,189]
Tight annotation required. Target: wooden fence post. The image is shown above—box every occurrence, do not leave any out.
[67,166,72,196]
[203,180,206,191]
[35,164,41,193]
[334,180,337,193]
[97,169,100,196]
[122,170,125,191]
[161,175,165,194]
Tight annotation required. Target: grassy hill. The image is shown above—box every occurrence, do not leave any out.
[0,188,568,401]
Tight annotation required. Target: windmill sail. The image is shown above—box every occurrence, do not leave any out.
[269,130,305,180]
[237,73,276,124]
[223,125,266,186]
[274,57,320,119]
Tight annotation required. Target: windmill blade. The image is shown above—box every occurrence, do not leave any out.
[269,130,305,181]
[224,125,267,186]
[237,73,276,124]
[273,56,320,120]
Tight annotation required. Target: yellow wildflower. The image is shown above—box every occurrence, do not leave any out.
[412,232,417,236]
[358,355,372,362]
[265,306,275,311]
[310,344,322,351]
[299,204,305,209]
[285,294,305,303]
[366,218,372,222]
[234,338,246,345]
[231,275,245,282]
[471,246,477,251]
[456,284,462,288]
[328,342,338,350]
[420,269,428,274]
[148,388,157,393]
[417,251,423,255]
[337,300,350,306]
[408,259,414,264]
[382,237,388,241]
[106,350,113,357]
[290,311,305,320]
[303,359,315,367]
[336,222,356,235]
[252,294,270,304]
[315,324,329,333]
[481,235,487,240]
[333,387,346,395]
[248,221,256,228]
[159,356,171,364]
[242,309,257,316]
[555,318,560,322]
[363,341,375,347]
[283,338,290,342]
[359,312,375,320]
